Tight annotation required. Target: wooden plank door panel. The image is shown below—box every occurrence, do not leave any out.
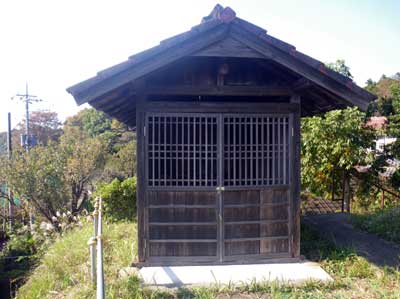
[223,188,290,259]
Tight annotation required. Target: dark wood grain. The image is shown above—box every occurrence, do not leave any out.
[144,84,292,96]
[290,95,301,258]
[192,36,265,58]
[136,94,146,262]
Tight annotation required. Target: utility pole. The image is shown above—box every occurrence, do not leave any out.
[7,112,14,230]
[13,83,41,152]
[12,83,42,229]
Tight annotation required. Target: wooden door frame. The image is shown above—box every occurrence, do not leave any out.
[137,97,301,265]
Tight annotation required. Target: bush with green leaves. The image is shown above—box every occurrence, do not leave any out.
[0,229,37,281]
[301,107,375,198]
[95,177,136,221]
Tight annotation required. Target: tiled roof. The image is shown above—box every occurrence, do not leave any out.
[67,4,376,106]
[301,194,342,215]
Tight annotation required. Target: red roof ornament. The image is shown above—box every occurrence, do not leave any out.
[220,7,236,23]
[202,4,236,23]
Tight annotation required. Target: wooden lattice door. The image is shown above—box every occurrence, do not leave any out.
[146,114,220,263]
[222,115,291,261]
[145,112,292,263]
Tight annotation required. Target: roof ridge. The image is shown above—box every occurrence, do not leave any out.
[67,4,376,106]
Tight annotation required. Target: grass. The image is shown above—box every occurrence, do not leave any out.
[351,206,400,244]
[15,220,400,299]
[16,221,137,299]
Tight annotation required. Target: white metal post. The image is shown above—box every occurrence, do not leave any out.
[96,197,105,299]
[88,237,97,285]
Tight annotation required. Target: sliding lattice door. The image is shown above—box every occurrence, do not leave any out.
[222,115,291,259]
[145,113,292,263]
[147,114,219,262]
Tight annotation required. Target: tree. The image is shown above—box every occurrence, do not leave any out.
[16,110,62,145]
[0,132,7,156]
[384,83,400,191]
[301,107,375,199]
[360,74,400,196]
[65,108,112,137]
[60,126,106,213]
[105,140,137,179]
[326,59,353,79]
[0,145,68,225]
[64,108,133,154]
[65,108,137,180]
[0,106,137,222]
[0,127,107,222]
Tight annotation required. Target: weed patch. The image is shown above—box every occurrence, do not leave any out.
[351,207,400,243]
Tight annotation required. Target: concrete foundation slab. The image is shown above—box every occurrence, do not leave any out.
[139,262,333,287]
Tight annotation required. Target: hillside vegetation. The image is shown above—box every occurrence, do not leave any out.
[16,221,400,299]
[16,221,136,299]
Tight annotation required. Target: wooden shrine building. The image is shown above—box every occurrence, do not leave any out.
[67,5,375,266]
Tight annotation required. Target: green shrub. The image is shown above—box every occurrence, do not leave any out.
[0,231,37,280]
[95,177,136,221]
[4,233,36,257]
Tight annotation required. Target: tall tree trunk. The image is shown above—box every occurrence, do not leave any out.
[71,183,80,214]
[77,191,89,213]
[71,194,78,214]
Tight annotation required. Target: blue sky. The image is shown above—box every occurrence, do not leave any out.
[0,0,399,131]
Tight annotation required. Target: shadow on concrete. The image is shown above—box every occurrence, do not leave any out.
[162,266,184,287]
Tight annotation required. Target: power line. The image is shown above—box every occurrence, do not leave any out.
[11,83,42,152]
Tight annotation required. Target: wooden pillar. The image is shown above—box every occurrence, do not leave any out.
[290,95,301,258]
[136,93,147,263]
